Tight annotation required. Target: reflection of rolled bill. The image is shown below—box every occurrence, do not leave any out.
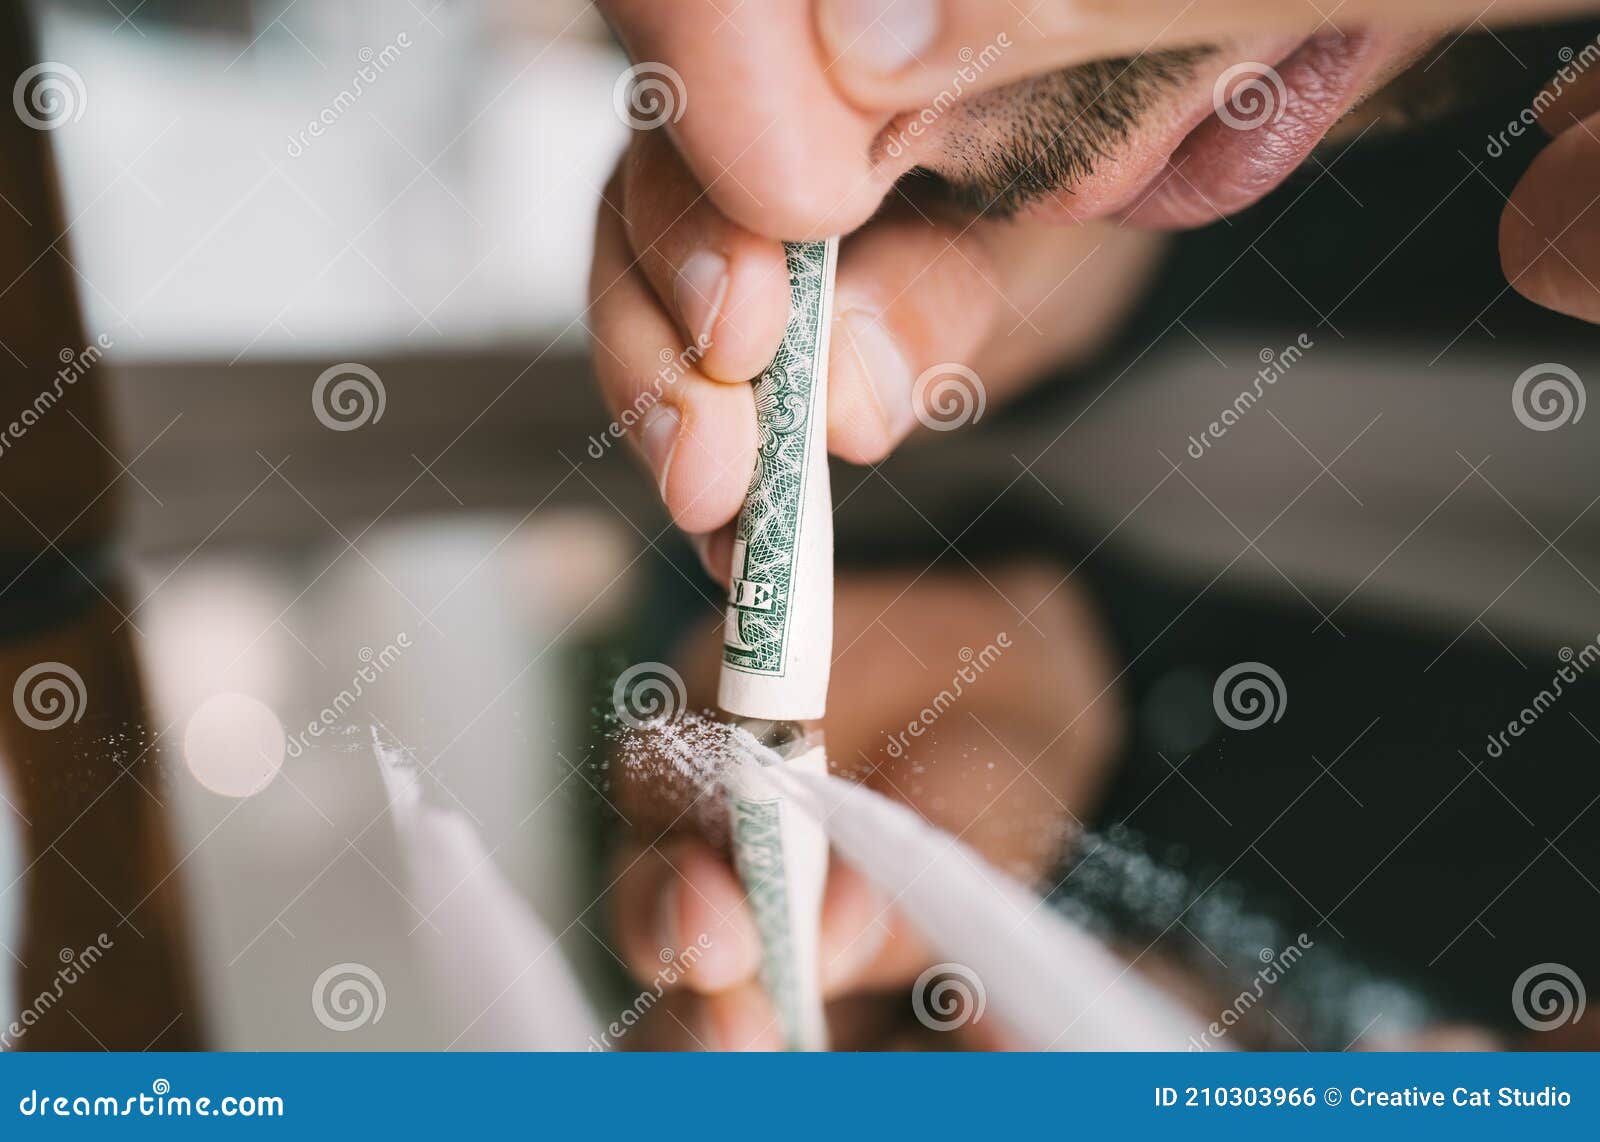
[718,238,838,1050]
[724,736,830,1051]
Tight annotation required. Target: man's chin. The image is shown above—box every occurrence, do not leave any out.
[1015,27,1438,231]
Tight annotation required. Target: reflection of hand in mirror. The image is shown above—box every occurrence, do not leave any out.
[606,563,1123,1049]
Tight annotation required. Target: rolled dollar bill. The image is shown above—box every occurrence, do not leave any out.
[719,238,838,1051]
[718,238,837,722]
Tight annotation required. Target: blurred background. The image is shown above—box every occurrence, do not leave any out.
[0,0,639,1049]
[1,0,1597,1051]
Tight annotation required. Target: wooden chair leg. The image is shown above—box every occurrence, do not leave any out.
[0,0,201,1050]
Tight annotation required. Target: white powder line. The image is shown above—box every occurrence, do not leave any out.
[764,762,1219,1051]
[373,729,599,1050]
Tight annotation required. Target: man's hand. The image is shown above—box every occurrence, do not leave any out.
[605,565,1123,1049]
[589,126,1161,573]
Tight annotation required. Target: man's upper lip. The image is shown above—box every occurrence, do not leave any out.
[1012,35,1310,226]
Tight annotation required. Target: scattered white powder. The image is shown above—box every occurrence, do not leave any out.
[1053,826,1431,1048]
[604,711,775,841]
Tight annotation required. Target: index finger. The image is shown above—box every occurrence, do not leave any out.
[815,0,1600,110]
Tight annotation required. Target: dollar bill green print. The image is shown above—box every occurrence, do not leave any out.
[728,795,805,1046]
[722,240,833,676]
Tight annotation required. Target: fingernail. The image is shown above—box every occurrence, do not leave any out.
[638,404,682,501]
[675,251,729,349]
[820,0,940,75]
[839,310,916,440]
